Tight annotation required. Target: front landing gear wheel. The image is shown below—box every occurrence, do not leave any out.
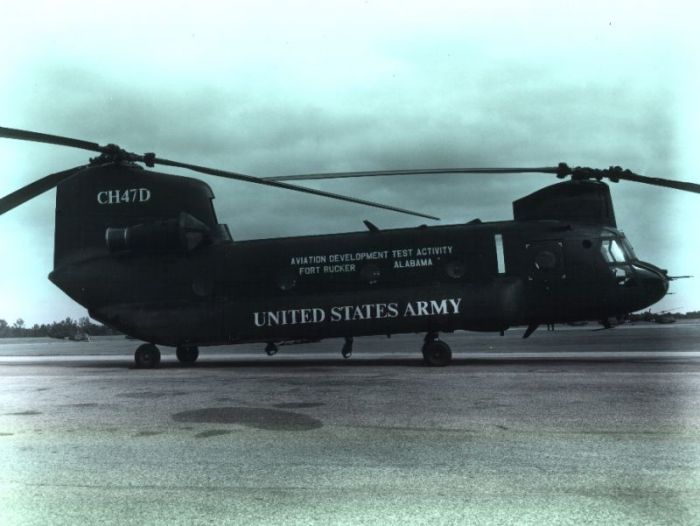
[135,343,161,369]
[422,340,452,367]
[341,337,353,359]
[176,345,199,365]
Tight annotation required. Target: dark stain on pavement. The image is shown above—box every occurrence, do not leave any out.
[134,430,164,437]
[5,410,42,416]
[0,432,13,436]
[65,403,99,408]
[195,429,233,438]
[172,407,323,431]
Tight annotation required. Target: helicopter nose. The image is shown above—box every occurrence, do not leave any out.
[634,262,669,306]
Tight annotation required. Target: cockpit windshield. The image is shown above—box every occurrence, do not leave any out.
[601,238,627,264]
[620,236,637,260]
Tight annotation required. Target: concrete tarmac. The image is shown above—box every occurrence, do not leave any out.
[1,324,700,525]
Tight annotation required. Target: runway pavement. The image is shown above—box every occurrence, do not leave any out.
[1,324,700,525]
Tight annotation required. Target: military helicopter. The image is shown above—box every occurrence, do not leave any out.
[1,126,697,368]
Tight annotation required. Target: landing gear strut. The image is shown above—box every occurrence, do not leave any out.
[422,333,452,367]
[134,343,161,368]
[176,345,199,365]
[341,337,353,359]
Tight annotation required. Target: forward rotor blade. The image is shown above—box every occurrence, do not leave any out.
[152,157,439,220]
[0,126,102,153]
[0,165,89,216]
[264,167,560,182]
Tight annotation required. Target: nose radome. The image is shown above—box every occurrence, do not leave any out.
[636,262,669,305]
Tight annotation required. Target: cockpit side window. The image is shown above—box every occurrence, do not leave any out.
[601,239,626,264]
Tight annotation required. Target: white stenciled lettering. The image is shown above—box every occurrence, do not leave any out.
[253,312,267,327]
[386,303,399,318]
[416,301,429,316]
[329,303,400,322]
[298,266,321,275]
[252,299,459,327]
[323,264,355,274]
[394,258,433,269]
[415,246,454,256]
[96,188,151,205]
[404,298,462,317]
[291,255,327,265]
[429,299,448,315]
[253,308,325,327]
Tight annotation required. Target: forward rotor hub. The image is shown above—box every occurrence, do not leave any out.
[557,163,628,183]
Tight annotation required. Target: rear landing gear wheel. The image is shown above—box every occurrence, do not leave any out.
[176,345,199,365]
[422,339,452,367]
[135,343,161,369]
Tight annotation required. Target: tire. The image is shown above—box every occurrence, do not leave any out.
[135,343,161,368]
[176,346,199,365]
[422,340,452,367]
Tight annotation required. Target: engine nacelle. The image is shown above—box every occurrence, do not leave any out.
[513,180,616,227]
[106,212,210,253]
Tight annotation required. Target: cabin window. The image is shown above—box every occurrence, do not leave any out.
[534,250,557,270]
[526,240,565,281]
[445,260,466,279]
[601,239,626,264]
[494,234,506,274]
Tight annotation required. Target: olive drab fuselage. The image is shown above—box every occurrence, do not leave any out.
[48,164,669,347]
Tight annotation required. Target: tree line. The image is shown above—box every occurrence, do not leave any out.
[2,310,700,339]
[627,310,700,322]
[0,317,121,338]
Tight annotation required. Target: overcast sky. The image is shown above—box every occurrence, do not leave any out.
[1,0,699,325]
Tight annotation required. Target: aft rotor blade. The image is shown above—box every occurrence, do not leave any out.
[612,170,700,194]
[264,167,560,182]
[152,157,440,220]
[0,165,89,216]
[0,126,102,153]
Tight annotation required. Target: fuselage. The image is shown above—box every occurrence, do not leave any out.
[49,218,668,347]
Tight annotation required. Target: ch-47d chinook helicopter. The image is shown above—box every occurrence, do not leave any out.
[1,126,697,368]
